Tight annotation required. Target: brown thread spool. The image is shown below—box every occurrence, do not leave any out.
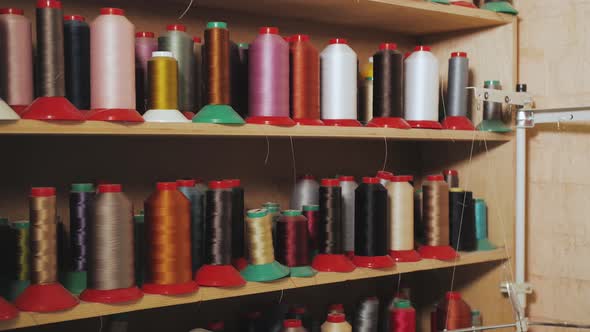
[29,187,58,284]
[290,34,321,124]
[203,22,230,105]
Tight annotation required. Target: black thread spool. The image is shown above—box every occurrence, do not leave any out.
[449,189,476,251]
[0,219,16,298]
[233,42,249,117]
[413,189,424,244]
[36,0,65,97]
[177,179,206,272]
[228,179,246,265]
[133,212,146,286]
[318,179,342,255]
[204,181,233,265]
[63,15,90,110]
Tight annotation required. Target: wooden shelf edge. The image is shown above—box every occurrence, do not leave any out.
[0,120,512,142]
[0,249,508,330]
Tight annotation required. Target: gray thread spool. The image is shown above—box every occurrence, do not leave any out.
[291,176,319,210]
[36,2,65,97]
[340,177,357,253]
[447,52,469,117]
[360,78,373,123]
[354,297,379,332]
[483,80,502,120]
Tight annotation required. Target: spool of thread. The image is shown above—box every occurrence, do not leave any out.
[339,176,357,256]
[64,183,95,294]
[474,199,495,251]
[321,313,351,332]
[303,205,320,258]
[63,15,90,110]
[376,171,394,187]
[353,178,393,268]
[290,34,322,125]
[227,179,246,269]
[360,77,373,124]
[8,221,30,302]
[435,292,472,330]
[283,319,307,332]
[88,8,142,122]
[133,213,146,286]
[36,1,65,98]
[387,176,421,262]
[291,175,319,210]
[449,189,476,251]
[0,8,33,109]
[320,39,360,126]
[263,201,281,242]
[16,187,78,312]
[195,180,245,287]
[247,27,293,126]
[414,189,423,244]
[418,175,458,260]
[177,179,206,272]
[329,303,345,314]
[312,179,355,273]
[443,170,459,188]
[276,210,316,277]
[80,184,142,303]
[471,310,482,328]
[232,42,249,117]
[442,52,474,130]
[477,80,510,132]
[391,300,416,332]
[368,43,410,129]
[135,32,157,114]
[354,297,379,332]
[404,46,441,129]
[361,57,373,79]
[158,24,195,113]
[193,36,203,111]
[143,182,196,294]
[0,219,16,300]
[288,306,314,330]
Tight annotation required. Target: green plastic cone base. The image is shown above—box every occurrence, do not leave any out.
[477,238,497,251]
[192,104,245,124]
[483,1,518,15]
[62,271,87,295]
[7,280,30,302]
[430,0,450,4]
[241,261,290,282]
[477,119,512,133]
[289,265,317,278]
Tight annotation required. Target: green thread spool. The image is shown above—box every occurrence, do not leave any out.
[475,199,495,251]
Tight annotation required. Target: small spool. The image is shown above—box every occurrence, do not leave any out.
[321,313,351,332]
[177,179,207,272]
[283,319,308,332]
[477,80,510,132]
[135,31,157,114]
[474,199,495,251]
[435,291,472,330]
[80,184,143,303]
[417,175,458,260]
[320,39,361,127]
[8,220,31,302]
[311,179,356,273]
[247,27,294,126]
[387,176,421,262]
[471,309,482,328]
[290,34,323,126]
[63,15,90,110]
[449,188,476,251]
[291,175,319,211]
[302,204,320,258]
[404,46,441,129]
[443,169,459,188]
[241,209,289,282]
[339,176,357,256]
[354,297,379,332]
[288,306,314,330]
[442,52,475,130]
[276,210,317,277]
[391,299,416,332]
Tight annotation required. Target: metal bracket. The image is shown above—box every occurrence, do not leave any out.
[500,281,533,296]
[469,87,533,108]
[516,110,534,128]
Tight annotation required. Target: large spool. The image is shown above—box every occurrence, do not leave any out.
[434,292,472,330]
[391,299,416,332]
[63,15,90,110]
[449,188,476,251]
[474,198,495,251]
[387,176,421,262]
[228,179,247,270]
[290,34,322,126]
[291,175,319,211]
[275,210,316,277]
[442,52,474,130]
[177,179,206,272]
[339,176,357,256]
[404,46,441,129]
[321,313,351,332]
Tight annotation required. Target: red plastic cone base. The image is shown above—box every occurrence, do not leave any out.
[85,108,145,122]
[0,297,17,321]
[442,116,475,130]
[418,245,459,261]
[9,105,28,116]
[390,250,422,262]
[15,283,78,312]
[142,281,198,295]
[80,286,143,304]
[246,116,296,126]
[451,1,477,7]
[195,264,246,287]
[294,118,325,126]
[367,117,411,129]
[21,97,85,121]
[183,111,195,120]
[311,254,356,272]
[406,120,443,129]
[352,255,395,269]
[232,257,249,271]
[322,119,362,127]
[345,251,354,259]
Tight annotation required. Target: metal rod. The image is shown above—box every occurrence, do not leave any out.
[442,322,517,332]
[515,125,526,309]
[530,321,590,329]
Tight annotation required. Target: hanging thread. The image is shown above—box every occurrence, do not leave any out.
[339,176,357,255]
[283,319,307,332]
[387,176,415,252]
[135,32,157,113]
[90,8,135,110]
[319,179,343,255]
[193,36,203,110]
[69,183,94,275]
[291,175,319,210]
[0,8,33,107]
[435,292,471,330]
[303,205,320,256]
[177,179,206,271]
[158,24,195,113]
[290,34,320,123]
[449,189,476,251]
[203,22,230,105]
[204,181,233,265]
[276,210,310,267]
[391,300,416,332]
[29,187,58,284]
[404,46,440,128]
[373,43,403,119]
[443,170,459,188]
[63,15,90,110]
[148,51,179,110]
[229,179,245,262]
[354,297,379,332]
[354,178,388,258]
[422,176,450,246]
[322,313,352,332]
[35,0,65,97]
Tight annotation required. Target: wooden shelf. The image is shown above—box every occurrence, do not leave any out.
[0,120,511,142]
[0,249,508,330]
[191,0,515,35]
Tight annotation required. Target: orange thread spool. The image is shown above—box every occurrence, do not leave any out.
[290,34,320,121]
[435,291,471,330]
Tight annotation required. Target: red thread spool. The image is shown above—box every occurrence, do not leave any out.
[276,211,309,267]
[290,33,322,126]
[391,300,416,332]
[302,205,320,255]
[435,292,472,330]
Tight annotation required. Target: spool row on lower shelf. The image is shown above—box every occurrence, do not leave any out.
[0,249,507,330]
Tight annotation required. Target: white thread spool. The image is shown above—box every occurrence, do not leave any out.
[320,38,359,126]
[404,46,440,129]
[290,175,319,210]
[339,176,357,254]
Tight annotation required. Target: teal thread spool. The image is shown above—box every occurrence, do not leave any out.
[475,199,495,251]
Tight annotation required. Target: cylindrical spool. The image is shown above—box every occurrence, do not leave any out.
[193,37,203,111]
[283,319,307,332]
[353,177,393,268]
[360,77,373,124]
[133,213,146,287]
[291,175,319,210]
[63,15,90,110]
[414,189,423,244]
[135,31,157,114]
[89,8,138,116]
[435,292,472,330]
[290,34,322,125]
[443,169,459,188]
[248,27,293,126]
[228,179,246,268]
[177,179,206,272]
[391,299,416,332]
[35,1,65,97]
[7,220,30,302]
[320,38,360,126]
[404,46,441,129]
[354,297,379,332]
[158,24,195,113]
[321,313,352,332]
[474,198,495,250]
[483,80,502,120]
[369,43,410,129]
[262,201,281,243]
[418,175,458,260]
[148,51,178,110]
[303,205,320,257]
[232,42,249,117]
[449,189,476,251]
[0,8,33,108]
[276,210,316,277]
[339,176,357,255]
[203,22,230,105]
[80,184,142,303]
[443,52,474,130]
[288,306,314,331]
[388,176,421,262]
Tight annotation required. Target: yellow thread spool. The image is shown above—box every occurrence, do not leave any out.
[148,51,178,110]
